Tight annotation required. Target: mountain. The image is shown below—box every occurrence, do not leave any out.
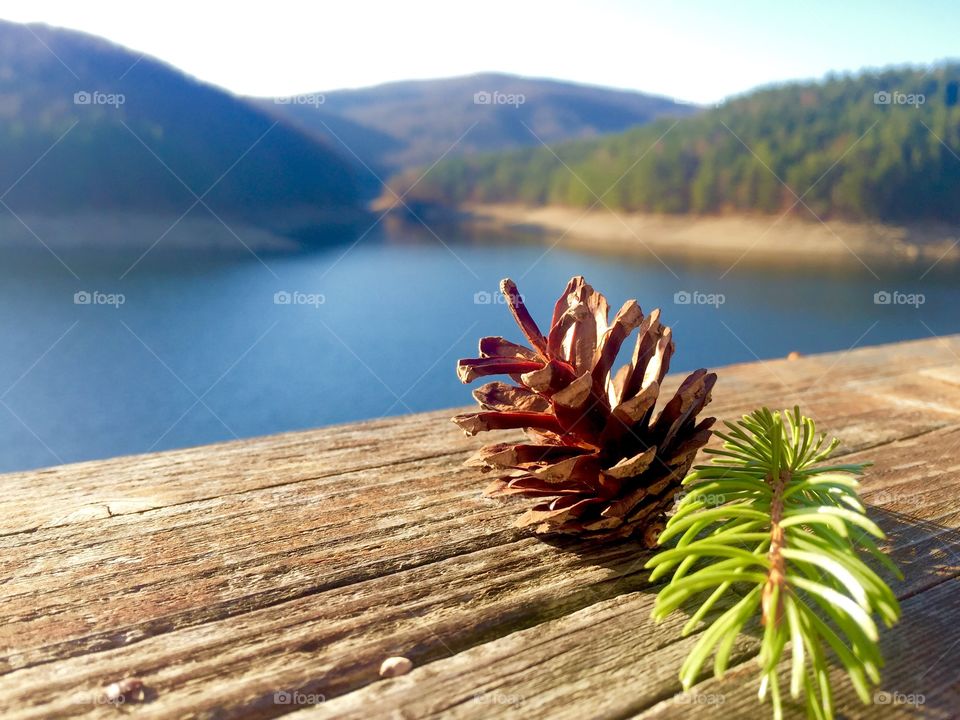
[0,21,366,234]
[255,73,699,178]
[389,65,960,224]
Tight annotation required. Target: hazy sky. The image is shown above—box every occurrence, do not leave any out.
[2,0,957,102]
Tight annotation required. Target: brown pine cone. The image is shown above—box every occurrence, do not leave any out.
[453,276,716,544]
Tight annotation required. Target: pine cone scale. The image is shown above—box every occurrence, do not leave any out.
[520,360,578,395]
[452,410,564,436]
[472,382,550,413]
[600,380,660,448]
[501,279,549,355]
[604,447,657,479]
[478,336,540,359]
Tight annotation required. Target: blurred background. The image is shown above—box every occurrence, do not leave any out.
[1,0,958,473]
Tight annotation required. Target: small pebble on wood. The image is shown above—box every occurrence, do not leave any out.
[104,678,145,703]
[379,656,413,677]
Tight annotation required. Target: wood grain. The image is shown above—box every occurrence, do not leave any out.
[291,425,960,720]
[1,335,959,719]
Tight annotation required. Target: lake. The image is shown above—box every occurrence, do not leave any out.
[1,219,957,474]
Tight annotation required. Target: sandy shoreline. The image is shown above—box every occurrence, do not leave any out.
[453,203,960,267]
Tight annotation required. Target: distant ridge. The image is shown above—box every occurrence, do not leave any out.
[255,73,699,178]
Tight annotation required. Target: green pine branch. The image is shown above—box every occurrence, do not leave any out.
[646,407,902,720]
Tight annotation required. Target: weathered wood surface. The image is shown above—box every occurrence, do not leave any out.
[2,334,960,719]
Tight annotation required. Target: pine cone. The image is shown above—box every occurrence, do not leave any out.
[453,277,717,544]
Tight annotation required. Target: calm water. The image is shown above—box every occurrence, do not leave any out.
[1,221,957,473]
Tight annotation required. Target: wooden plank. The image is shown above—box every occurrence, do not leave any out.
[1,454,528,671]
[0,410,485,536]
[273,425,960,719]
[3,418,959,718]
[302,580,960,720]
[2,536,656,718]
[3,356,958,675]
[630,579,960,720]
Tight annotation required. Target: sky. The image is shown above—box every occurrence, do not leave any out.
[2,0,958,103]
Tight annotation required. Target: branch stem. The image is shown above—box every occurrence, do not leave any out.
[762,469,790,627]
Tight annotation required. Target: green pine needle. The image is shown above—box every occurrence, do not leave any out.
[646,407,901,719]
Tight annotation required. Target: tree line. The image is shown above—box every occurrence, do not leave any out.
[390,65,960,223]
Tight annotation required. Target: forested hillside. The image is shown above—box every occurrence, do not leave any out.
[391,65,960,222]
[0,21,365,225]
